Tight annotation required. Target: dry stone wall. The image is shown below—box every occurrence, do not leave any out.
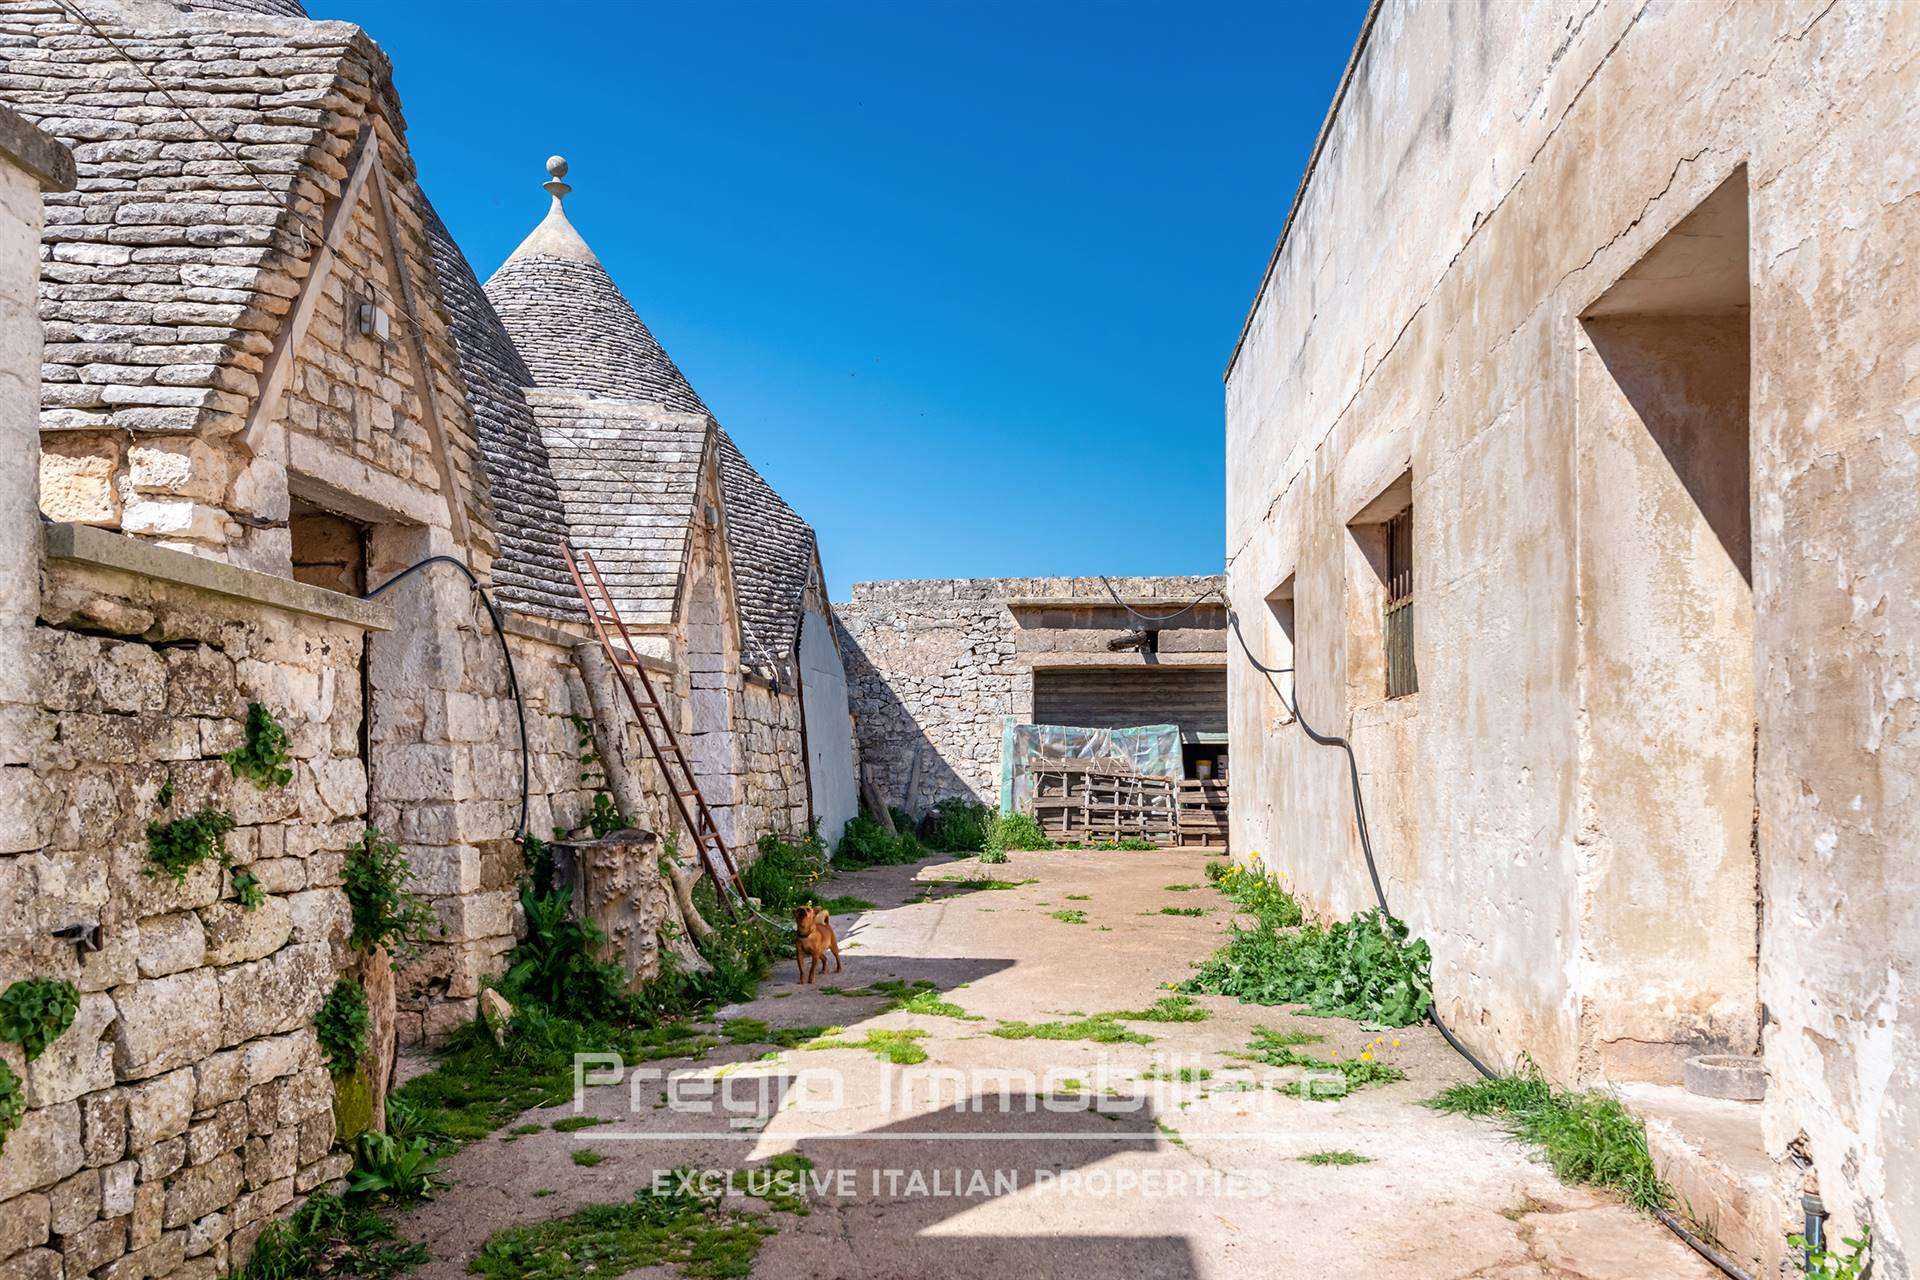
[732,677,807,850]
[834,576,1223,811]
[1,558,369,1280]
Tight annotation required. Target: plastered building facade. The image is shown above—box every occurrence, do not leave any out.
[0,1,854,1275]
[1223,2,1919,1273]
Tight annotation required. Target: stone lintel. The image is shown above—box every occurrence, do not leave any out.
[44,522,393,631]
[0,101,75,192]
[1021,653,1229,671]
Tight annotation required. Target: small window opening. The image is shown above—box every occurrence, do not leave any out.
[1383,507,1417,698]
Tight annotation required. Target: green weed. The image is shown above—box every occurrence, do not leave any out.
[1050,909,1087,924]
[224,702,292,789]
[1427,1067,1666,1212]
[1160,906,1206,917]
[983,812,1052,853]
[1299,1150,1371,1166]
[990,1015,1150,1045]
[800,1028,929,1065]
[550,1116,606,1133]
[1114,995,1208,1023]
[571,1149,605,1168]
[1181,908,1433,1027]
[238,1193,425,1280]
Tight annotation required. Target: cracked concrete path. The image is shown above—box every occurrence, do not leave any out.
[395,848,1718,1280]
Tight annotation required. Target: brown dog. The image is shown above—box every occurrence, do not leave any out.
[793,905,842,984]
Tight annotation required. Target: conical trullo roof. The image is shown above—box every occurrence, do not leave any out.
[483,158,708,412]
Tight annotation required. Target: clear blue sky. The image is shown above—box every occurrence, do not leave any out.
[321,1,1366,598]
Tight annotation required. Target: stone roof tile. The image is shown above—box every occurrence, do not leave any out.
[483,188,707,412]
[716,431,816,666]
[421,197,582,620]
[528,391,709,627]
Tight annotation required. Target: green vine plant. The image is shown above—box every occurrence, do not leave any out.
[344,829,436,957]
[0,978,79,1060]
[1791,1227,1871,1279]
[225,702,293,789]
[567,714,624,838]
[316,978,370,1076]
[231,869,265,911]
[0,1061,20,1157]
[145,808,236,882]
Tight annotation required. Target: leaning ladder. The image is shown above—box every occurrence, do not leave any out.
[561,542,749,917]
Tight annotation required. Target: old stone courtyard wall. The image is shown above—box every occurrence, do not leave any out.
[3,549,378,1280]
[733,676,808,849]
[1224,0,1919,1269]
[835,576,1224,811]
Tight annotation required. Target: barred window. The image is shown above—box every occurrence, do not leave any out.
[1383,506,1417,698]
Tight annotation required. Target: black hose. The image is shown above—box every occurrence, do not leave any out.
[363,556,530,840]
[1217,594,1751,1280]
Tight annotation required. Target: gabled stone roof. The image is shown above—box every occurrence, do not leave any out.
[483,190,708,413]
[716,430,816,666]
[528,392,711,627]
[421,198,582,620]
[4,0,365,439]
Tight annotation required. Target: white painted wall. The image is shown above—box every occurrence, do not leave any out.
[799,604,857,850]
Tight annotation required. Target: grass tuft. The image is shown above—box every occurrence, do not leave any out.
[1427,1068,1667,1212]
[1299,1150,1371,1166]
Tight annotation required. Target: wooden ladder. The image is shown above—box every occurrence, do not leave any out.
[562,542,749,917]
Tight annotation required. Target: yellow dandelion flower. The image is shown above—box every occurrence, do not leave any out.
[1360,1052,1373,1062]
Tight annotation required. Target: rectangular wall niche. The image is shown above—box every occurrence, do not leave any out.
[1345,470,1416,705]
[1575,167,1759,1082]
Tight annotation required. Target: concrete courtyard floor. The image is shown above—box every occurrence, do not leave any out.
[396,847,1719,1280]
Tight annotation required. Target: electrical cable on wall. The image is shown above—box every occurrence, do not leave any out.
[363,556,530,841]
[1210,586,1754,1280]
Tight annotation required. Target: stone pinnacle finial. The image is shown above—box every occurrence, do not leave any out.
[543,155,571,204]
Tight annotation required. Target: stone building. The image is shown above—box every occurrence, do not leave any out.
[836,576,1226,811]
[1223,1,1919,1273]
[0,1,853,1276]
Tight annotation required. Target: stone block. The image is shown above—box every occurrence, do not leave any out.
[80,1091,126,1168]
[272,1067,329,1128]
[40,446,121,526]
[95,643,166,715]
[245,858,304,896]
[0,1249,59,1280]
[183,1100,246,1167]
[161,647,240,719]
[26,993,116,1107]
[46,1167,100,1235]
[133,914,204,979]
[183,1209,227,1259]
[216,943,330,1047]
[0,1102,82,1201]
[240,1130,294,1192]
[127,1182,162,1250]
[282,889,345,948]
[100,1162,135,1220]
[124,1068,194,1152]
[61,1214,127,1275]
[198,898,290,966]
[127,440,226,501]
[135,1137,184,1185]
[161,1152,240,1229]
[120,500,227,544]
[112,971,219,1080]
[0,1193,49,1259]
[293,1152,349,1194]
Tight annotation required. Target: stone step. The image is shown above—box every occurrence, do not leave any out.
[1619,1082,1794,1279]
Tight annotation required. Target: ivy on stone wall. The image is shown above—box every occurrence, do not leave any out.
[0,977,79,1060]
[317,978,371,1077]
[344,829,435,956]
[232,869,265,910]
[0,1060,20,1157]
[225,701,293,788]
[145,807,236,881]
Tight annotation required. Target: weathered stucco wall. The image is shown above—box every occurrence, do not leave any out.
[1224,0,1918,1266]
[835,576,1225,810]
